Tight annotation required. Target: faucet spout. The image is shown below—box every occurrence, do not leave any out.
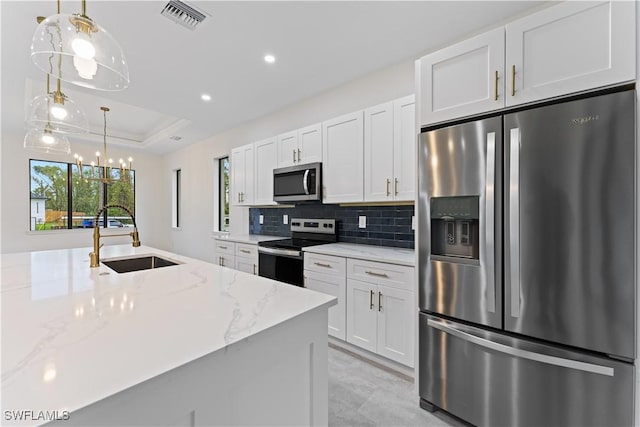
[90,204,140,268]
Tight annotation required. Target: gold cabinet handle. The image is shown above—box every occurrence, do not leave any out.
[378,291,382,312]
[218,245,228,250]
[240,249,251,254]
[511,65,516,97]
[386,179,391,196]
[220,256,224,266]
[298,148,301,161]
[394,178,398,196]
[365,270,389,278]
[370,290,374,310]
[293,149,296,163]
[218,256,222,265]
[314,262,332,268]
[253,264,256,275]
[494,70,499,101]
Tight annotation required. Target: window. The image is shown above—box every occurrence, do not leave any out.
[29,159,135,231]
[172,168,181,228]
[219,157,230,232]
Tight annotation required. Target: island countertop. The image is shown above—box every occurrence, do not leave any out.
[1,245,336,424]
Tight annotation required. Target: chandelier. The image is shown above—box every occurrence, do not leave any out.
[74,107,133,184]
[30,0,129,91]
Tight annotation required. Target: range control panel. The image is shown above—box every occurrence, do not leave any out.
[290,218,336,235]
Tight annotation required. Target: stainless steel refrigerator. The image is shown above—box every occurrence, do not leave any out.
[418,88,636,427]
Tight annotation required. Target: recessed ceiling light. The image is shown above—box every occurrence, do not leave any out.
[264,54,276,64]
[201,93,212,102]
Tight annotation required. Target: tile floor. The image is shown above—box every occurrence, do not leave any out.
[328,344,465,427]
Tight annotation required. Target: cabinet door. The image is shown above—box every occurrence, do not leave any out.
[322,111,364,203]
[276,130,299,168]
[346,279,377,353]
[305,270,346,340]
[506,1,635,106]
[242,144,255,205]
[230,147,245,206]
[418,27,505,126]
[217,254,236,269]
[236,257,257,275]
[297,123,322,164]
[392,95,416,201]
[376,285,414,367]
[254,137,277,205]
[364,102,394,202]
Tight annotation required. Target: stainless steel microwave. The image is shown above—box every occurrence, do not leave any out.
[273,162,322,203]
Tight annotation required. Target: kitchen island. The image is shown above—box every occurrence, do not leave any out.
[1,245,336,426]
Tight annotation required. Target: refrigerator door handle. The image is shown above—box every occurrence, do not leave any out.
[427,318,614,377]
[509,128,521,318]
[485,132,496,313]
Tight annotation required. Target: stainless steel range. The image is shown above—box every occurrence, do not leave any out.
[418,88,636,426]
[258,218,337,286]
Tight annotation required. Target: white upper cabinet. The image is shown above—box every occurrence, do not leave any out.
[364,102,394,202]
[418,28,505,126]
[322,111,364,204]
[364,95,416,202]
[254,137,277,205]
[276,130,298,168]
[231,143,254,206]
[418,1,636,126]
[297,123,323,164]
[276,123,322,168]
[393,95,416,201]
[506,1,636,106]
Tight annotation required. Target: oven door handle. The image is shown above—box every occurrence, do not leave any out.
[258,246,302,259]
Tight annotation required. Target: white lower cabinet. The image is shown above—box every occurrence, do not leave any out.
[304,253,346,340]
[214,240,259,274]
[346,259,415,367]
[235,243,258,275]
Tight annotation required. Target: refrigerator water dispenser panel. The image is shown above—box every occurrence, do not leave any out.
[430,196,479,260]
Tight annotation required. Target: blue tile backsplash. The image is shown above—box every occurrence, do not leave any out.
[249,204,415,249]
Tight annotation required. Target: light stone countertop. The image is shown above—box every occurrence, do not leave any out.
[214,234,284,244]
[303,243,415,267]
[1,245,335,423]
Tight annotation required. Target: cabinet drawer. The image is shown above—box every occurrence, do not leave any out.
[236,243,258,259]
[347,259,414,291]
[214,240,235,255]
[304,253,346,277]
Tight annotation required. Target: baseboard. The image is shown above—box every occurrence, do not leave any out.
[328,337,415,380]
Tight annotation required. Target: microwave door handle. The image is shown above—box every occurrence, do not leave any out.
[303,169,310,195]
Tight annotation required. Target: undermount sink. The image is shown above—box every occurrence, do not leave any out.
[102,255,181,273]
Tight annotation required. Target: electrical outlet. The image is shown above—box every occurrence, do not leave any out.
[259,215,264,225]
[358,216,366,229]
[412,215,416,230]
[283,215,289,225]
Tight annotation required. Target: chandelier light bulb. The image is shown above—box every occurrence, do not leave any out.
[71,36,96,59]
[41,134,55,144]
[73,56,98,80]
[50,105,68,120]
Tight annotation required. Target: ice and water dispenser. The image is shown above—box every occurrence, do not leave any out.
[430,196,479,261]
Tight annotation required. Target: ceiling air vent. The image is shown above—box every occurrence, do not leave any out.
[161,1,208,31]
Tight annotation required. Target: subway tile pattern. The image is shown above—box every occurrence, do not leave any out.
[249,205,415,249]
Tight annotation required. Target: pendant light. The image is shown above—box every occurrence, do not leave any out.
[30,0,129,91]
[26,74,89,135]
[24,127,71,155]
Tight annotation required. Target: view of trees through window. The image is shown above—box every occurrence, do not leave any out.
[30,159,135,231]
[219,157,230,232]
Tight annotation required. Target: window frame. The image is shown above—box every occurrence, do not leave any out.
[29,158,136,231]
[217,156,230,233]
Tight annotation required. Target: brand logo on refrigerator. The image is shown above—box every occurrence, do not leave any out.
[571,115,599,125]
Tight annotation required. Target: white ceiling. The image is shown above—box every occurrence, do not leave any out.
[1,1,546,155]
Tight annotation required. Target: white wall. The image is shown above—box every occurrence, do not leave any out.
[0,132,169,254]
[163,59,415,262]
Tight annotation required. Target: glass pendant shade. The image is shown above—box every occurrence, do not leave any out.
[24,128,71,154]
[26,93,89,134]
[30,13,129,91]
